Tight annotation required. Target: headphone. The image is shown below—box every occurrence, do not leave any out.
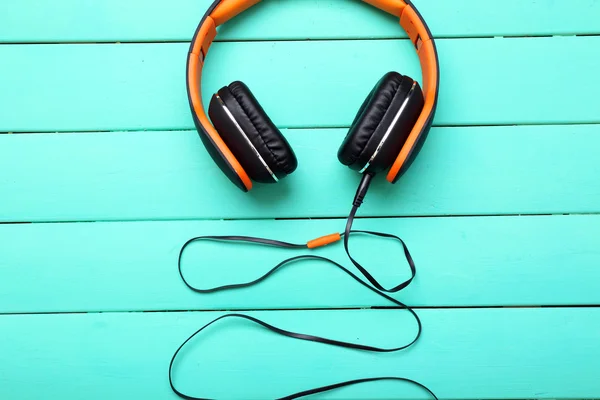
[173,1,441,398]
[187,0,439,192]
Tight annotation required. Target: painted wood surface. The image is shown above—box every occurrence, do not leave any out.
[2,36,600,133]
[0,309,599,399]
[1,0,599,43]
[1,126,599,222]
[0,215,598,313]
[1,1,598,399]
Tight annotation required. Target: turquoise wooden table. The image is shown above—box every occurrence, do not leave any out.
[1,1,600,399]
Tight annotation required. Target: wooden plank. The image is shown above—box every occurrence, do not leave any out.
[0,215,599,313]
[0,308,598,399]
[1,0,599,43]
[1,126,599,222]
[1,37,599,132]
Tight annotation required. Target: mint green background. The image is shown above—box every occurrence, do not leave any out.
[1,1,599,399]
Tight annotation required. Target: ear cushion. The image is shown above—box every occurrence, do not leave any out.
[209,91,272,183]
[338,72,424,173]
[208,81,297,183]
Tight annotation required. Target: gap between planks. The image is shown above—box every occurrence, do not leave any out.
[1,32,600,45]
[3,121,600,134]
[2,304,600,317]
[2,212,600,225]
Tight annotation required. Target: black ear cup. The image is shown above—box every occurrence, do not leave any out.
[208,81,297,183]
[338,72,424,174]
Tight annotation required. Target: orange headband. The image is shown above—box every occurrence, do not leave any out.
[187,0,439,190]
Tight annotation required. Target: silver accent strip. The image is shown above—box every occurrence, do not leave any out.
[359,82,417,174]
[216,95,279,183]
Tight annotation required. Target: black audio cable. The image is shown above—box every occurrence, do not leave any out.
[169,173,437,399]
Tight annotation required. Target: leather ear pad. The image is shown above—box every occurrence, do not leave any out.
[338,72,424,173]
[208,81,297,183]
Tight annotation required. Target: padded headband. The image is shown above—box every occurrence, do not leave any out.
[187,0,439,190]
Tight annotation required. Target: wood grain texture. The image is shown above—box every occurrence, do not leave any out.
[0,215,598,313]
[1,37,599,132]
[1,0,599,43]
[1,126,599,222]
[0,308,599,399]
